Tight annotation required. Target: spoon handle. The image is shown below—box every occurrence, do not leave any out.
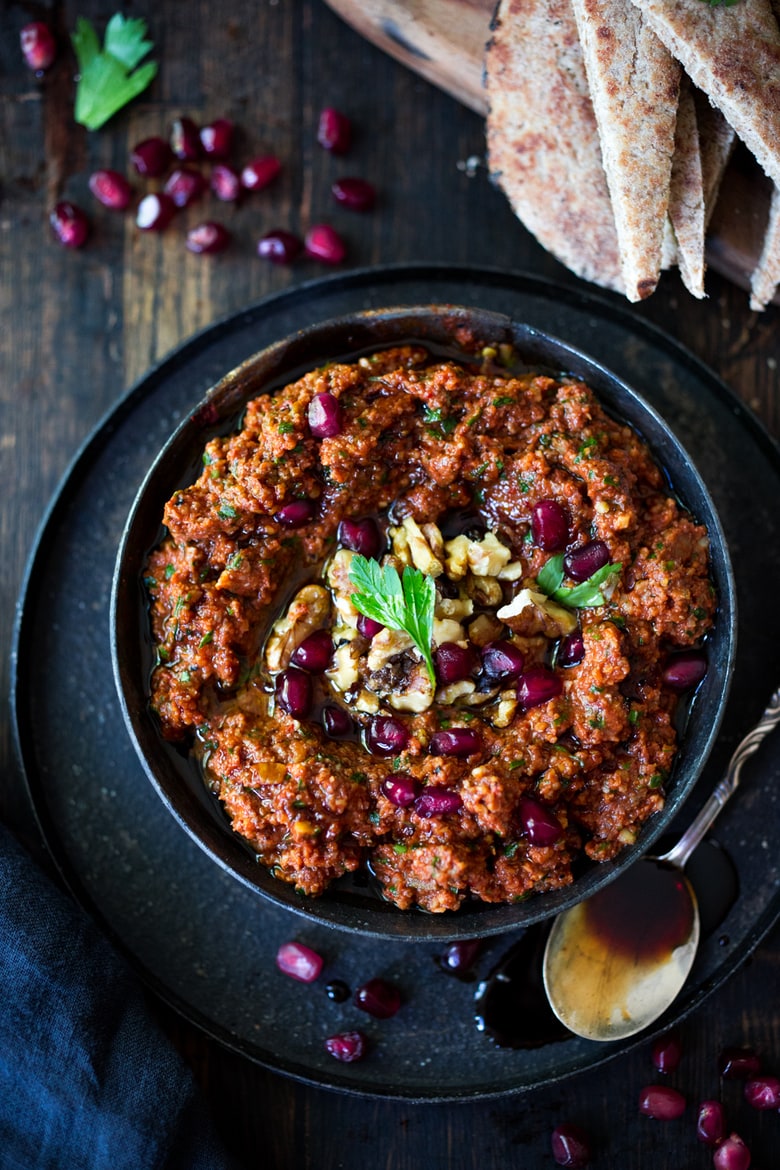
[660,687,780,870]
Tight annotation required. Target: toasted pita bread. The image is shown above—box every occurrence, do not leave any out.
[667,79,706,297]
[628,0,780,189]
[485,0,623,293]
[693,90,736,230]
[569,0,679,300]
[750,184,780,309]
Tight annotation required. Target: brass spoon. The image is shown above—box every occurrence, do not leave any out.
[542,688,780,1043]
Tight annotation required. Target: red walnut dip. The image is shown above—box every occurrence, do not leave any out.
[145,344,714,912]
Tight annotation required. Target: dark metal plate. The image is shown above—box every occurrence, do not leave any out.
[11,265,780,1100]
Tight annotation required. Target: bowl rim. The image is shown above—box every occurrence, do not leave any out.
[110,303,737,941]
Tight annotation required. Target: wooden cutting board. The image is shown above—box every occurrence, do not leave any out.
[324,0,773,300]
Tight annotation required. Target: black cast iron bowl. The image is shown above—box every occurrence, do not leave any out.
[111,304,737,942]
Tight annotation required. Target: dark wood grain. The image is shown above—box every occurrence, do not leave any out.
[2,3,779,1168]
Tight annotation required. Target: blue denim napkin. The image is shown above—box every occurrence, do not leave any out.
[0,821,238,1170]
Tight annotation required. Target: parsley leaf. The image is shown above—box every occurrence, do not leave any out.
[536,553,622,609]
[72,14,157,131]
[348,555,436,687]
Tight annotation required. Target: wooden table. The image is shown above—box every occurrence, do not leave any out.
[2,2,779,1166]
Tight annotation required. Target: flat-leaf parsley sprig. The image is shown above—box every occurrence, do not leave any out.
[348,555,436,687]
[72,14,157,131]
[536,554,622,609]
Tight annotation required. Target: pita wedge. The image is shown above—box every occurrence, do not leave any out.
[667,79,706,297]
[485,0,623,293]
[569,0,680,300]
[693,89,735,230]
[628,0,780,189]
[750,184,780,310]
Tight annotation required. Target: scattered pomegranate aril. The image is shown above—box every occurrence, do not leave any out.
[241,155,282,191]
[564,540,609,582]
[662,651,708,691]
[275,666,313,720]
[136,192,176,232]
[718,1047,761,1080]
[338,517,382,558]
[164,167,207,208]
[434,642,477,684]
[516,666,563,709]
[317,107,352,153]
[480,640,524,683]
[308,391,343,438]
[713,1134,751,1170]
[290,629,333,673]
[652,1030,682,1073]
[130,136,173,178]
[305,223,346,264]
[185,221,232,255]
[354,978,401,1019]
[50,202,90,249]
[365,715,409,756]
[414,785,463,818]
[170,116,201,161]
[258,228,303,265]
[557,631,584,668]
[199,117,234,159]
[331,176,376,211]
[696,1100,725,1146]
[210,164,242,203]
[550,1123,592,1168]
[20,22,57,72]
[440,939,482,976]
[275,940,323,983]
[381,773,421,808]
[638,1084,686,1120]
[322,705,353,739]
[518,797,562,845]
[743,1075,780,1109]
[531,498,570,551]
[274,499,315,527]
[357,614,384,639]
[88,169,133,211]
[325,1031,367,1062]
[429,728,482,758]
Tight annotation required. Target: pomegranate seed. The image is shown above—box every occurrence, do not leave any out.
[136,192,176,232]
[357,614,384,638]
[50,202,89,248]
[170,116,201,161]
[290,629,333,673]
[317,107,352,153]
[429,728,482,758]
[338,517,382,558]
[414,785,463,818]
[305,223,346,265]
[652,1030,682,1073]
[531,499,570,550]
[697,1100,726,1147]
[275,499,315,527]
[325,1031,366,1062]
[662,651,708,691]
[325,979,350,1002]
[210,164,242,202]
[551,1124,592,1168]
[88,169,133,211]
[200,117,233,159]
[480,640,524,683]
[331,176,376,211]
[713,1134,751,1170]
[20,22,57,72]
[276,940,323,982]
[258,228,303,264]
[516,666,563,709]
[185,221,232,255]
[718,1047,762,1080]
[440,939,482,976]
[518,797,563,845]
[564,540,609,582]
[322,705,353,738]
[365,715,409,756]
[241,155,282,191]
[638,1084,686,1120]
[434,642,477,684]
[381,774,421,808]
[744,1075,780,1109]
[354,978,401,1019]
[557,632,585,667]
[164,167,207,208]
[130,136,173,178]
[275,666,313,719]
[308,391,343,438]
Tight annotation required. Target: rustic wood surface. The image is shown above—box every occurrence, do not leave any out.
[2,2,779,1167]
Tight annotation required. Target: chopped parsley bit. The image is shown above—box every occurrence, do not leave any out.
[156,646,169,663]
[226,552,244,571]
[164,563,175,580]
[369,810,381,825]
[351,771,368,784]
[172,592,190,618]
[628,708,640,725]
[588,714,606,730]
[393,843,409,855]
[610,614,627,629]
[180,670,191,683]
[473,462,489,478]
[439,717,451,729]
[199,631,213,647]
[218,502,237,520]
[692,606,707,620]
[517,477,531,493]
[202,451,215,466]
[538,433,553,448]
[603,475,619,488]
[143,575,156,589]
[278,420,296,434]
[509,758,526,770]
[665,560,676,571]
[574,436,598,462]
[473,487,485,505]
[492,395,515,407]
[649,773,665,789]
[503,841,519,858]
